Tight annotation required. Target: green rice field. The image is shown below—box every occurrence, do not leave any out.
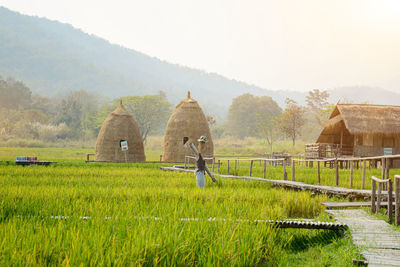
[0,148,363,266]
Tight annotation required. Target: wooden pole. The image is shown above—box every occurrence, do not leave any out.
[249,160,253,177]
[362,160,366,189]
[381,158,385,180]
[218,160,220,174]
[283,160,287,180]
[395,177,400,226]
[371,179,376,213]
[291,159,295,181]
[234,160,237,176]
[350,160,353,189]
[317,161,321,185]
[386,158,390,180]
[212,157,215,172]
[227,160,230,175]
[340,128,343,149]
[335,159,339,187]
[388,179,393,223]
[377,182,382,213]
[184,156,187,169]
[263,160,266,179]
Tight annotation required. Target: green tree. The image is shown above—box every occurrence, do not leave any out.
[119,92,172,142]
[278,99,305,146]
[306,89,330,126]
[255,113,279,153]
[226,94,281,139]
[0,76,32,109]
[56,90,102,139]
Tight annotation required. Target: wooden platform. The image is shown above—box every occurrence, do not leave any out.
[328,209,400,267]
[322,202,388,209]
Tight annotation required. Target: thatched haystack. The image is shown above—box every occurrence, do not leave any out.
[163,91,213,162]
[94,101,146,162]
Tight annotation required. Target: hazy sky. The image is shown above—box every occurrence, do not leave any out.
[0,0,399,92]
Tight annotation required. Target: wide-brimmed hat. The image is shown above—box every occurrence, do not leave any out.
[197,135,208,143]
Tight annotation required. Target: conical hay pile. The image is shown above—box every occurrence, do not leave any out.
[163,92,213,162]
[94,103,146,162]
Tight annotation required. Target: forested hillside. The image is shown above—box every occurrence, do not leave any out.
[1,6,400,118]
[0,6,295,117]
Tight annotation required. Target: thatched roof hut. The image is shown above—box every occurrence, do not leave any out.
[314,104,400,157]
[94,101,146,162]
[163,91,213,162]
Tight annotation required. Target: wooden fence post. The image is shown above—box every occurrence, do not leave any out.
[372,179,376,213]
[395,176,400,226]
[249,160,253,177]
[212,157,215,172]
[386,158,390,180]
[184,156,187,169]
[350,160,353,189]
[227,160,230,175]
[218,160,220,174]
[381,158,385,180]
[335,159,339,187]
[388,179,393,223]
[362,160,366,189]
[317,161,321,185]
[234,160,237,176]
[291,159,295,181]
[377,182,382,213]
[263,160,266,179]
[283,159,287,180]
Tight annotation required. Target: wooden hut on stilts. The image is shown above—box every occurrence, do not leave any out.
[307,104,400,166]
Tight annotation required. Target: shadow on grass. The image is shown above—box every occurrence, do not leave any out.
[284,229,344,252]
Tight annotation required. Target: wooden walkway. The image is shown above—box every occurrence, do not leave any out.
[328,209,400,267]
[322,202,388,209]
[160,166,373,199]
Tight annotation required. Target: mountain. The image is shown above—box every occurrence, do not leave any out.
[1,6,399,119]
[0,6,288,118]
[328,86,400,106]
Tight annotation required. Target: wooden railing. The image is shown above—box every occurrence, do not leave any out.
[215,158,287,179]
[371,175,400,225]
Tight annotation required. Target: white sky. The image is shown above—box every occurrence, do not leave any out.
[1,0,400,92]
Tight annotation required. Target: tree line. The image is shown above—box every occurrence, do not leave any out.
[0,75,333,148]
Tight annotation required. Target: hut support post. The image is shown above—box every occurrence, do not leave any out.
[362,160,366,189]
[388,179,393,223]
[317,161,321,185]
[291,160,295,181]
[340,128,343,149]
[350,160,353,189]
[395,176,400,226]
[372,179,376,213]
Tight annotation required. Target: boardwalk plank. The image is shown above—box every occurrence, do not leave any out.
[327,209,400,266]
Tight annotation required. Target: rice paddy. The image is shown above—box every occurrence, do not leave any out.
[0,148,363,266]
